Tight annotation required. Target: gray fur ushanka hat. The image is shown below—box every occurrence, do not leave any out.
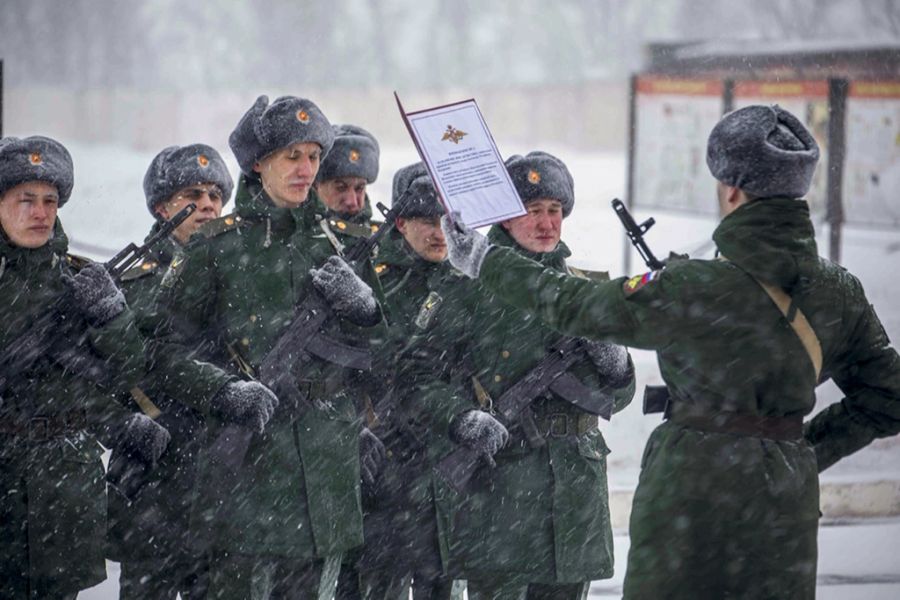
[505,151,575,217]
[229,95,334,176]
[143,144,234,216]
[706,104,820,199]
[316,124,380,184]
[392,162,444,219]
[0,136,74,205]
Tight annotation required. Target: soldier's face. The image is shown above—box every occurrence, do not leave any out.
[0,181,59,249]
[317,176,367,217]
[254,142,322,209]
[502,198,563,253]
[397,216,447,263]
[156,184,224,245]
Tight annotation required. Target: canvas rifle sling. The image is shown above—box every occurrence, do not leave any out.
[719,256,822,380]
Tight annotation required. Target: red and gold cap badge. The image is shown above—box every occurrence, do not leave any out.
[296,109,310,124]
[29,152,43,165]
[349,149,360,163]
[197,154,210,167]
[528,169,541,184]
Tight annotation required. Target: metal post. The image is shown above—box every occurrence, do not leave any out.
[723,78,735,114]
[0,60,4,138]
[826,78,848,265]
[624,73,638,276]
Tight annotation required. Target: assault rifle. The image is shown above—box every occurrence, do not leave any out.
[612,199,680,417]
[0,204,195,499]
[436,336,616,493]
[612,198,665,270]
[206,197,409,481]
[0,203,197,397]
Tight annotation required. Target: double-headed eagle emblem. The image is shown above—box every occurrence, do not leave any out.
[441,125,467,144]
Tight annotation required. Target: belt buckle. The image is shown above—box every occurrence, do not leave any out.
[546,413,569,438]
[29,417,50,442]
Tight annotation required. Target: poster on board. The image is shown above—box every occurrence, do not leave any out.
[842,81,900,228]
[631,77,724,215]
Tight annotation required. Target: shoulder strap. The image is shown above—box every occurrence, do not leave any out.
[753,279,823,381]
[568,265,611,282]
[197,213,249,239]
[325,216,379,239]
[718,256,822,380]
[120,260,161,282]
[65,253,92,271]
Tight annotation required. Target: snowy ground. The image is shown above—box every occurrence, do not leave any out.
[55,141,900,599]
[79,519,900,598]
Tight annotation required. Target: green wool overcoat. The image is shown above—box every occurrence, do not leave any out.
[0,221,144,598]
[106,228,208,563]
[474,198,900,599]
[398,225,635,584]
[355,233,454,575]
[157,176,383,559]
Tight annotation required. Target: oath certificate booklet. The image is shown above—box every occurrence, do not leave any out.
[396,94,525,228]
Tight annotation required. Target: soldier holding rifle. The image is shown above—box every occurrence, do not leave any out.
[440,105,900,599]
[397,151,635,599]
[156,95,387,599]
[106,143,235,599]
[0,135,168,599]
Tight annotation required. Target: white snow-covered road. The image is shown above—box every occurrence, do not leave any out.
[587,518,900,599]
[78,518,900,599]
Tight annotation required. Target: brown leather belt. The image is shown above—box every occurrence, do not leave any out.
[668,404,802,441]
[0,410,88,441]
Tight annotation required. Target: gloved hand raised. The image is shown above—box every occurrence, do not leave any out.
[62,262,127,327]
[449,409,509,467]
[359,427,387,492]
[582,340,633,388]
[310,256,379,326]
[211,380,279,434]
[440,212,493,279]
[114,413,171,465]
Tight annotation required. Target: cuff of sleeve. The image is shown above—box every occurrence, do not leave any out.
[804,401,878,472]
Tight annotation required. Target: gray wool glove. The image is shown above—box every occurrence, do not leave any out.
[582,340,633,388]
[359,427,387,491]
[441,212,493,279]
[310,256,379,326]
[62,262,127,327]
[450,409,509,467]
[211,380,279,434]
[115,413,171,465]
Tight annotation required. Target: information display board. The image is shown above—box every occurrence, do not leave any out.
[842,81,900,228]
[631,77,724,215]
